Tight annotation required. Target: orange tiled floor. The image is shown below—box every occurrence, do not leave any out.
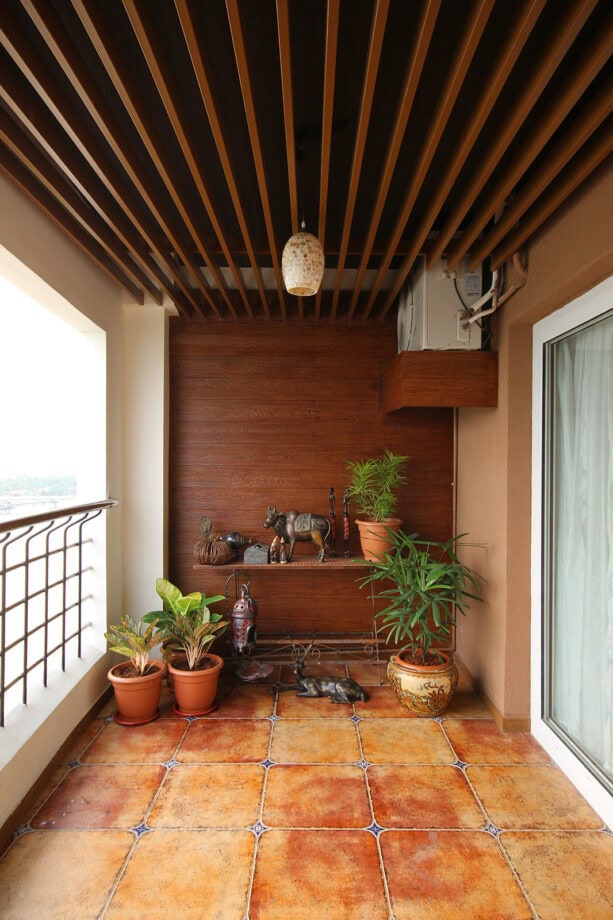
[1,663,611,919]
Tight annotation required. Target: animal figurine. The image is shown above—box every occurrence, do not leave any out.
[263,505,330,562]
[292,645,368,704]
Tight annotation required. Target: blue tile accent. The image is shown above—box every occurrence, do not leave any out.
[250,821,268,837]
[164,758,179,769]
[13,823,31,840]
[366,821,385,837]
[351,714,361,723]
[66,759,81,770]
[260,758,275,769]
[132,822,151,837]
[453,759,467,770]
[483,822,501,838]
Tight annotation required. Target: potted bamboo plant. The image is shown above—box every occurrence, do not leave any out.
[357,530,483,715]
[346,449,409,560]
[143,578,228,716]
[105,615,165,725]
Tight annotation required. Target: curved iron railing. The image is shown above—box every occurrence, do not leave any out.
[0,499,118,727]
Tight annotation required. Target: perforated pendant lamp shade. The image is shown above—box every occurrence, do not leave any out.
[281,223,325,296]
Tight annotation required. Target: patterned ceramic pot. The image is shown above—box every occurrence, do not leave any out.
[387,650,458,717]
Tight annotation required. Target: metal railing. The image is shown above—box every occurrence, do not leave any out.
[0,499,118,727]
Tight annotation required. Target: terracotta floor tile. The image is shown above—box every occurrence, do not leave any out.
[355,685,416,718]
[208,682,275,718]
[368,765,485,829]
[177,717,272,762]
[105,829,254,918]
[31,764,165,828]
[148,763,264,827]
[271,718,361,763]
[80,718,186,763]
[359,718,456,764]
[262,764,372,827]
[0,830,133,920]
[61,719,104,762]
[250,829,389,919]
[441,687,493,719]
[276,689,358,718]
[346,660,389,686]
[467,765,605,829]
[501,830,613,920]
[381,830,532,919]
[443,719,551,764]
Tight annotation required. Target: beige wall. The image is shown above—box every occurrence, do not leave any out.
[456,163,613,726]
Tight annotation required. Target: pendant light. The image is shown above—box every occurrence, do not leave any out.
[281,220,325,296]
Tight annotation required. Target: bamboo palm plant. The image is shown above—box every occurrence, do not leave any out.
[358,530,483,664]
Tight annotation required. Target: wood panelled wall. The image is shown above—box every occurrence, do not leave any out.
[169,320,453,637]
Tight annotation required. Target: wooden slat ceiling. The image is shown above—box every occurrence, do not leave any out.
[1,0,610,322]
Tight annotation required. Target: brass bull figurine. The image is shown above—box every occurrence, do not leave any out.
[263,505,330,562]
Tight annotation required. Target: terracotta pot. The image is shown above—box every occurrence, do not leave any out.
[168,653,224,716]
[387,650,458,717]
[107,659,165,725]
[356,518,402,561]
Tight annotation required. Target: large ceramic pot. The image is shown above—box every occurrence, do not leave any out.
[107,659,165,725]
[168,653,224,716]
[387,650,458,717]
[356,518,402,561]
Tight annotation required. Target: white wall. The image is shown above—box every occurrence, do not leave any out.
[0,174,168,828]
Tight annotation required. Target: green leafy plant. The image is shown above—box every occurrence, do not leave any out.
[143,577,228,670]
[358,530,483,664]
[346,449,409,522]
[105,614,164,676]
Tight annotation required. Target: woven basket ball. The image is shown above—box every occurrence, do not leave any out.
[193,536,234,566]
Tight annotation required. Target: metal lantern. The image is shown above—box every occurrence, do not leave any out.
[281,222,324,296]
[231,583,258,655]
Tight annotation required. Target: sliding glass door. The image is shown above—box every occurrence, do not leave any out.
[532,277,612,826]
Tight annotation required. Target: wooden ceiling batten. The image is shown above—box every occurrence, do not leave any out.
[329,0,390,321]
[0,109,162,303]
[225,0,287,319]
[69,0,230,320]
[491,129,612,270]
[380,0,548,319]
[469,76,612,269]
[362,0,496,322]
[314,0,339,322]
[0,73,192,315]
[175,0,270,319]
[0,147,145,304]
[276,0,298,235]
[8,0,202,316]
[122,0,252,319]
[345,0,441,321]
[447,25,612,270]
[426,0,599,271]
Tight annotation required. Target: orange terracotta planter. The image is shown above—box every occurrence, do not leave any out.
[108,659,165,725]
[168,653,224,716]
[356,518,402,561]
[387,650,458,717]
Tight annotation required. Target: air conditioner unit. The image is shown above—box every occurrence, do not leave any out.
[397,255,483,352]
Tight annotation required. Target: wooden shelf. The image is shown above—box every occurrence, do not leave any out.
[382,350,498,409]
[194,556,368,572]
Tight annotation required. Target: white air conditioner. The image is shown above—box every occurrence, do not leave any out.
[397,255,483,352]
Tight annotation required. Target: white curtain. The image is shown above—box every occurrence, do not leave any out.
[550,312,612,780]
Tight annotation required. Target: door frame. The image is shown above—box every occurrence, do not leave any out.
[531,274,612,828]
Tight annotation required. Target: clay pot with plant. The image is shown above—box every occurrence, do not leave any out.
[143,578,228,716]
[105,615,165,725]
[358,530,483,715]
[346,449,409,560]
